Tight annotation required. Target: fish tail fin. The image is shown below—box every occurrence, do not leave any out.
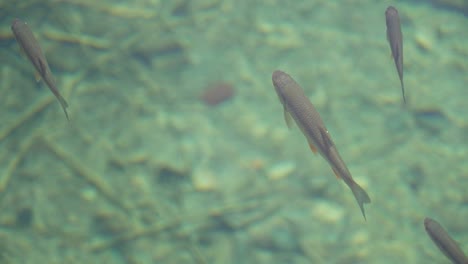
[350,181,371,221]
[46,79,70,121]
[400,79,407,105]
[57,95,69,121]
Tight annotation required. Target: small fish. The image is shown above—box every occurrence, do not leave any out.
[11,18,69,120]
[424,217,468,264]
[385,6,406,104]
[272,70,371,220]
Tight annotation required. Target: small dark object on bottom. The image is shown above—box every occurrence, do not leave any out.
[200,82,235,106]
[16,207,33,228]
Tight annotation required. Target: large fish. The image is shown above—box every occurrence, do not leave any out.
[424,217,468,264]
[385,6,406,104]
[272,70,371,220]
[11,18,69,120]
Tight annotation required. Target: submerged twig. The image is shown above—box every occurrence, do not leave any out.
[0,135,37,193]
[87,194,281,253]
[87,216,182,252]
[43,29,109,50]
[0,95,55,142]
[52,0,159,19]
[39,136,128,211]
[208,198,281,230]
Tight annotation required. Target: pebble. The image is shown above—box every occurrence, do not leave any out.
[311,200,344,224]
[267,161,296,180]
[80,187,97,202]
[200,82,235,106]
[192,168,217,191]
[414,30,434,52]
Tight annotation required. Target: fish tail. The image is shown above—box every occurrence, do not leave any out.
[57,95,69,121]
[400,79,407,105]
[45,78,69,120]
[349,181,371,221]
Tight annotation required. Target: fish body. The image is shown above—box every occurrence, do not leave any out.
[11,18,69,120]
[272,70,371,220]
[424,217,468,264]
[385,6,406,104]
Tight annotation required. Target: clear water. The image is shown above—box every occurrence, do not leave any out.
[0,0,467,263]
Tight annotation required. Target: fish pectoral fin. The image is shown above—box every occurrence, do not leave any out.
[283,107,294,129]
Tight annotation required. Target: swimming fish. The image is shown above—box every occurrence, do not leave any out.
[272,70,371,220]
[424,217,468,264]
[385,6,406,104]
[11,18,69,120]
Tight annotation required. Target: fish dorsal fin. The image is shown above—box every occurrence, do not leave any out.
[283,106,294,129]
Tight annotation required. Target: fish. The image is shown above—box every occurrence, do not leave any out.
[424,217,468,264]
[272,70,371,220]
[11,18,69,120]
[385,6,406,104]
